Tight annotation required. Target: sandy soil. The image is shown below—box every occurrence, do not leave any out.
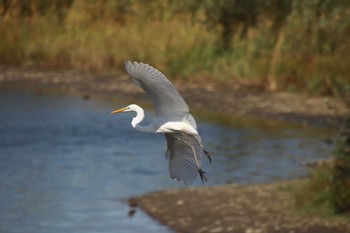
[1,66,349,233]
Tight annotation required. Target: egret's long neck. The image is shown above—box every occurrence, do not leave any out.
[131,105,155,133]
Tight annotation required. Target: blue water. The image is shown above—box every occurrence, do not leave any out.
[0,91,333,233]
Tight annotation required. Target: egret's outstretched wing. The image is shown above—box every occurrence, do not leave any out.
[125,61,189,118]
[165,132,203,185]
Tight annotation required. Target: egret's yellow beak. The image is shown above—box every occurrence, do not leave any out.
[111,107,128,114]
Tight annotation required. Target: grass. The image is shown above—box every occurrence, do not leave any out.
[275,178,350,226]
[0,0,350,96]
[293,169,336,216]
[293,110,350,216]
[0,11,216,74]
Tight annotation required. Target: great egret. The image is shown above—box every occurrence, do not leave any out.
[111,61,212,184]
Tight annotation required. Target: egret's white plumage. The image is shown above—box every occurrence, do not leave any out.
[112,61,212,184]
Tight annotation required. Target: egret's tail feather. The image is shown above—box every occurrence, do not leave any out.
[165,132,204,185]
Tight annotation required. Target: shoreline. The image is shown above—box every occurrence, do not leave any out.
[0,66,348,128]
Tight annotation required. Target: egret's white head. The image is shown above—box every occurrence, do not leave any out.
[111,104,147,131]
[111,104,140,114]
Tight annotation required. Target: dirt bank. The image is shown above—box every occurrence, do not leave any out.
[129,182,350,233]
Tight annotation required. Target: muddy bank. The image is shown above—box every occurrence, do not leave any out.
[129,182,350,233]
[0,66,347,127]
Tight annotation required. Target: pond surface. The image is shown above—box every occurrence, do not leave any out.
[0,91,334,233]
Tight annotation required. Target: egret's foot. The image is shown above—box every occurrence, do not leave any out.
[198,168,208,183]
[204,150,213,163]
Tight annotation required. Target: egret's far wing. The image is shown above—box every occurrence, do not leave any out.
[125,61,189,118]
[165,132,203,185]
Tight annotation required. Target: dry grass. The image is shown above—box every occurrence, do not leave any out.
[0,0,349,96]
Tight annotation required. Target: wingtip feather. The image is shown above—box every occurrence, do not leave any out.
[124,61,132,73]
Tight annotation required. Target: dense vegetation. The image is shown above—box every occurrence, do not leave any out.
[295,113,350,215]
[294,93,350,215]
[1,0,350,96]
[331,112,350,213]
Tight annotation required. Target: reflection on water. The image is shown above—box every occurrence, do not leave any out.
[0,91,333,233]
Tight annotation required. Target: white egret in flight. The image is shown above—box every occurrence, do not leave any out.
[111,61,212,184]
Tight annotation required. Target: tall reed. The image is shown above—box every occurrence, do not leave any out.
[0,0,349,96]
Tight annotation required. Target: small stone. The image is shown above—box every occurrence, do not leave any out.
[176,199,185,205]
[128,209,136,217]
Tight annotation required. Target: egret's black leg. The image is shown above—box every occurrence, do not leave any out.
[198,169,207,183]
[204,150,212,163]
[189,134,213,163]
[175,134,209,183]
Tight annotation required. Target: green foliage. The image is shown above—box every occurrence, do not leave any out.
[330,112,350,213]
[294,95,350,215]
[0,0,349,96]
[192,0,292,49]
[294,169,334,215]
